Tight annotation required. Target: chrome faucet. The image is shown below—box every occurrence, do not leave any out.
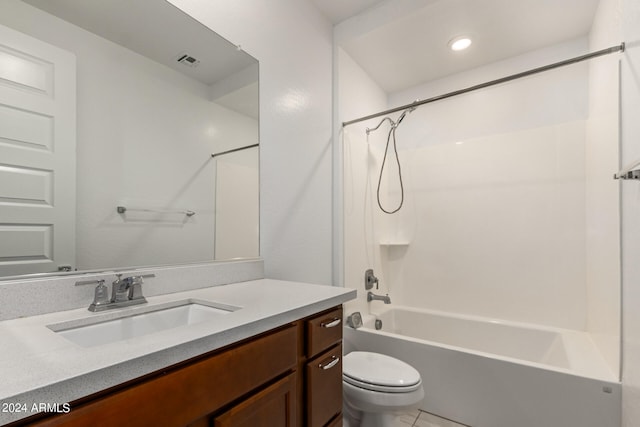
[111,274,150,303]
[367,291,391,304]
[76,273,155,312]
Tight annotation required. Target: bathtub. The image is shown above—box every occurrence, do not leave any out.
[343,305,620,427]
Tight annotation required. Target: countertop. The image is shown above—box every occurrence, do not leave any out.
[0,279,356,425]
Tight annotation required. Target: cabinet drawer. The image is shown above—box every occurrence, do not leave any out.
[306,344,343,427]
[306,307,342,358]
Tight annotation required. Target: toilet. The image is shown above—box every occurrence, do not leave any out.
[342,351,424,427]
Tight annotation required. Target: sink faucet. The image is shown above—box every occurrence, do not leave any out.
[367,291,391,304]
[76,273,155,312]
[111,274,150,303]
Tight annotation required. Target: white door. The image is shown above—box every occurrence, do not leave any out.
[0,23,76,277]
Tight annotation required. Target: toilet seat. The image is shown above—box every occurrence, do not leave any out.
[343,351,422,393]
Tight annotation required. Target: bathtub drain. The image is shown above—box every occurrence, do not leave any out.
[375,319,383,330]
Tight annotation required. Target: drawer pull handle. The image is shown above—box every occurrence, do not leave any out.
[319,355,340,370]
[320,318,341,328]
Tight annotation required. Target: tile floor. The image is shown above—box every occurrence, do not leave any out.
[391,409,468,427]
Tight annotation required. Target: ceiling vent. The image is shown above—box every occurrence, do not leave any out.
[176,52,200,67]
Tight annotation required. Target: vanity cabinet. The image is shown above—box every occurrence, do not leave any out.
[17,305,343,427]
[302,306,344,427]
[29,324,298,427]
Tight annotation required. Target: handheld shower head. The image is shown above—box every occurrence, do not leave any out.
[396,105,417,126]
[366,102,418,215]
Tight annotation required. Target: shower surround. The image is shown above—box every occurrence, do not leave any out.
[339,32,620,426]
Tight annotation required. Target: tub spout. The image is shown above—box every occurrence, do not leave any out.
[367,291,391,304]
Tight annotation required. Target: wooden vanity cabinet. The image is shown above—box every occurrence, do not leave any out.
[19,305,344,427]
[29,324,298,427]
[301,306,344,427]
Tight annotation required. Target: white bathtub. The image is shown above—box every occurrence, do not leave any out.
[344,305,620,427]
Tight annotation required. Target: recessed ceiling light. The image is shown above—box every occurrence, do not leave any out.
[449,37,472,51]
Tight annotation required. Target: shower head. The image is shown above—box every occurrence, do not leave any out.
[396,106,416,126]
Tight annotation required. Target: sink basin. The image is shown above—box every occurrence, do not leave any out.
[48,301,238,348]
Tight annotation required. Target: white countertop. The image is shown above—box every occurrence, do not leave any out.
[0,279,356,425]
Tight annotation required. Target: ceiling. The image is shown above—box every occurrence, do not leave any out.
[311,0,385,24]
[23,0,259,119]
[24,0,257,86]
[313,0,601,93]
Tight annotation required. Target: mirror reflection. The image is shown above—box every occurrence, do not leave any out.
[0,0,259,279]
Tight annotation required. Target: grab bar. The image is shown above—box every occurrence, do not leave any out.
[116,206,195,217]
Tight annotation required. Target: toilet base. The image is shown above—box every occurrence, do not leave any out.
[343,400,361,426]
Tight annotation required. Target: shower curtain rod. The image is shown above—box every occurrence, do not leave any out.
[342,43,625,128]
[211,143,259,159]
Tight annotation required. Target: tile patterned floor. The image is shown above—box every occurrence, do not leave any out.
[391,409,468,427]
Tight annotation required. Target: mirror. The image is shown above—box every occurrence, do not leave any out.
[0,0,259,279]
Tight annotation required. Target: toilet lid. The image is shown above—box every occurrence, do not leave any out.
[343,351,422,393]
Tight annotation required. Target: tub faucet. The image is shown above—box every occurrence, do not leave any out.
[367,291,391,304]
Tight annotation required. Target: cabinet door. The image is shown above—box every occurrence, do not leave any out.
[214,373,297,427]
[306,345,343,427]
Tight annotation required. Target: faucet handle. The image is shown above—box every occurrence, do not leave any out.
[365,269,379,290]
[129,274,155,300]
[75,279,110,311]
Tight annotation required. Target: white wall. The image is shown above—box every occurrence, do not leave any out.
[388,121,589,330]
[169,0,335,285]
[0,0,259,271]
[339,47,389,314]
[621,0,640,424]
[587,0,622,381]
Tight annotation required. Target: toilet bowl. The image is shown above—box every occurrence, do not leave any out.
[342,351,424,427]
